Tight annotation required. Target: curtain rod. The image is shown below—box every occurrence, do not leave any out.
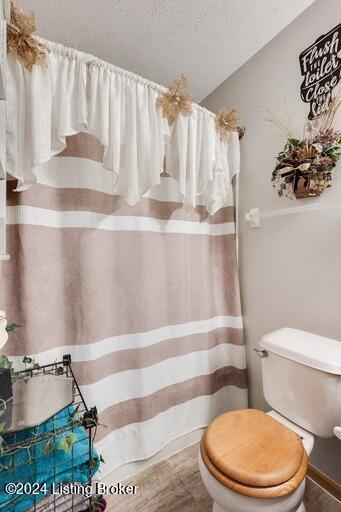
[238,127,245,140]
[40,37,245,127]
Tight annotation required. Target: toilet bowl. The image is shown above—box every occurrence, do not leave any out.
[199,453,306,512]
[198,327,341,512]
[199,409,314,512]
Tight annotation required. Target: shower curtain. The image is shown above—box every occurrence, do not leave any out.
[0,40,247,477]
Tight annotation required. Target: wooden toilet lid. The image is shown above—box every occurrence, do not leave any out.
[205,409,305,488]
[201,435,308,499]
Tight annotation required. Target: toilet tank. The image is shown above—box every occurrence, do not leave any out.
[259,328,341,438]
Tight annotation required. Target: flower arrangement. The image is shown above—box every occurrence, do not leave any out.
[268,97,341,198]
[272,129,341,198]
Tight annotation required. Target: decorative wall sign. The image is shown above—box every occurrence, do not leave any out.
[299,24,341,119]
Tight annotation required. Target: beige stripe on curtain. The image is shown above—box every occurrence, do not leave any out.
[0,133,247,476]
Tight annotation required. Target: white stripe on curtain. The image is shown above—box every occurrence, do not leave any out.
[33,158,235,206]
[80,344,247,413]
[9,314,243,364]
[7,206,236,236]
[96,387,248,478]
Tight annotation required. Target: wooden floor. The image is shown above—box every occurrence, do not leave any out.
[107,443,341,511]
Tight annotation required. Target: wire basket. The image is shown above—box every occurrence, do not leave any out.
[0,355,100,512]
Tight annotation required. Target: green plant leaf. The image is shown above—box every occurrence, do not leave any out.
[5,323,21,333]
[0,355,12,370]
[67,404,80,423]
[0,422,6,435]
[88,457,98,469]
[287,138,301,147]
[43,440,54,455]
[58,433,77,454]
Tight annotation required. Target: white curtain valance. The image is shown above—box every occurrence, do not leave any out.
[7,38,240,215]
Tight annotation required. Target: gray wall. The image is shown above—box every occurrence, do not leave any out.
[203,0,341,483]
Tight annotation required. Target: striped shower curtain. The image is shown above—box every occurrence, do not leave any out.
[0,133,247,477]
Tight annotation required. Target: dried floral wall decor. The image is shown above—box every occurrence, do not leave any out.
[156,74,194,125]
[272,131,341,198]
[299,24,341,120]
[7,0,47,72]
[269,98,341,199]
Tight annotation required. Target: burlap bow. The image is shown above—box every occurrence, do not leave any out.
[215,108,240,142]
[7,1,47,72]
[156,74,194,125]
[276,162,312,192]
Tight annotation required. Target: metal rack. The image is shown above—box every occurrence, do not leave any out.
[0,356,99,512]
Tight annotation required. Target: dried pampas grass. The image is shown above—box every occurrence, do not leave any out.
[263,91,341,142]
[262,107,294,140]
[306,93,341,137]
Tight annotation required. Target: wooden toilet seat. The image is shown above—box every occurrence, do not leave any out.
[201,409,308,499]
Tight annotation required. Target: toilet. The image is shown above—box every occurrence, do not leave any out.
[199,328,341,512]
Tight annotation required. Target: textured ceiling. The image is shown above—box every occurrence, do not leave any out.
[20,0,315,101]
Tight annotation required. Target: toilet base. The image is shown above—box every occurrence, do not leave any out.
[212,500,306,512]
[199,451,306,512]
[213,504,225,512]
[296,504,306,512]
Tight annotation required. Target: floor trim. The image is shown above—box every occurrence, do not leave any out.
[308,464,341,501]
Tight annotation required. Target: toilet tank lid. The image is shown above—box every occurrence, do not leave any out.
[260,328,341,375]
